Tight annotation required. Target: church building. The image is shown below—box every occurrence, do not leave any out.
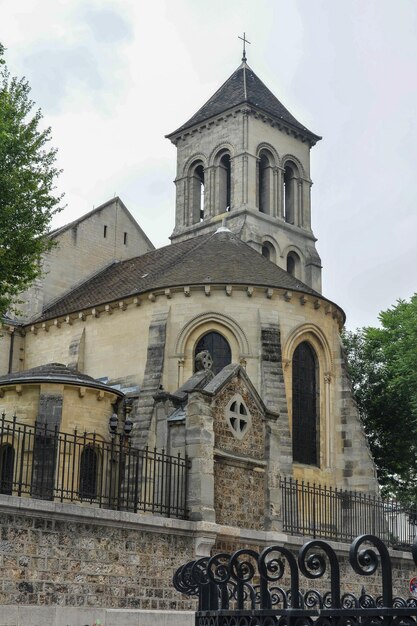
[0,51,381,612]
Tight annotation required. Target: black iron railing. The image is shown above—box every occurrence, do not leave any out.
[0,414,188,518]
[281,477,417,549]
[174,534,417,626]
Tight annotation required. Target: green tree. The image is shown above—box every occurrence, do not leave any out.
[342,294,417,502]
[0,43,63,316]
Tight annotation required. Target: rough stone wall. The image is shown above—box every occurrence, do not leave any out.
[212,377,264,459]
[0,506,196,611]
[214,461,265,528]
[133,309,169,449]
[259,315,292,476]
[212,537,416,600]
[336,338,379,493]
[212,376,266,529]
[0,498,415,615]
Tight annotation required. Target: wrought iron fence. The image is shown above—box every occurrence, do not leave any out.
[173,534,417,626]
[281,477,417,549]
[0,414,188,519]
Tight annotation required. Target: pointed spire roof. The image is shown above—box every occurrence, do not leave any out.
[167,61,321,144]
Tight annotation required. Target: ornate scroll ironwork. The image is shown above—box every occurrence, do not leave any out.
[173,534,417,626]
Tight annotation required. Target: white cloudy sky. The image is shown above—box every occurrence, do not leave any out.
[1,0,416,330]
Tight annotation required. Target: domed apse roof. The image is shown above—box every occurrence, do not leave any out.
[32,230,344,323]
[167,61,321,145]
[0,363,124,397]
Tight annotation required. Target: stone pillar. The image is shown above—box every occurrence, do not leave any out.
[302,178,312,230]
[185,390,215,522]
[297,179,303,227]
[277,167,284,219]
[173,176,187,230]
[204,166,215,219]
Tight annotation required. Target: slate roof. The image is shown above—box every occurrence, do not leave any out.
[167,62,321,143]
[33,230,328,323]
[0,363,124,396]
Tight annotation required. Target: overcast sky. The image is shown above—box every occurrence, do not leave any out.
[1,0,416,330]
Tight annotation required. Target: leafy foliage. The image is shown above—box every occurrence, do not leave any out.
[0,43,63,316]
[342,295,417,502]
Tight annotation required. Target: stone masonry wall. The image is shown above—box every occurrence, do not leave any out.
[213,377,265,459]
[212,376,266,529]
[0,496,415,619]
[214,461,265,529]
[0,499,196,611]
[213,536,417,601]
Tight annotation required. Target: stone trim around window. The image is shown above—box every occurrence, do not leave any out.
[225,394,251,440]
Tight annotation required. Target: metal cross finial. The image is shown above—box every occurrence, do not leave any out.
[238,32,251,62]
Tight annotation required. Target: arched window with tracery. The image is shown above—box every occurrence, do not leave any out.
[283,162,299,224]
[194,331,232,375]
[0,443,14,495]
[79,446,99,500]
[189,161,205,223]
[292,341,319,466]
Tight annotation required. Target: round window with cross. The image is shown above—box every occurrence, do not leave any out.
[225,394,251,440]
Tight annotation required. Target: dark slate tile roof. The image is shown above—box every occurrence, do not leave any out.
[0,363,124,396]
[35,230,325,323]
[167,62,321,143]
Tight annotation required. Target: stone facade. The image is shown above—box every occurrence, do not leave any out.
[0,53,389,623]
[15,197,154,323]
[5,283,377,494]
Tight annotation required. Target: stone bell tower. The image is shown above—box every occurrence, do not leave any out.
[166,50,323,293]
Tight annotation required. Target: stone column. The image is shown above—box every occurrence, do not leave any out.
[277,167,284,219]
[324,372,332,470]
[204,165,215,219]
[185,390,215,522]
[173,176,187,229]
[303,179,312,230]
[297,179,303,227]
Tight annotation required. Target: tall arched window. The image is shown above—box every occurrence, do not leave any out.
[283,163,298,224]
[287,251,301,278]
[194,331,231,375]
[0,444,14,495]
[190,161,205,223]
[292,342,319,466]
[218,153,231,212]
[262,241,276,263]
[79,446,99,500]
[258,152,273,214]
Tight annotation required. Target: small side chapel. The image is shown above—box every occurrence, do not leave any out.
[0,50,378,533]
